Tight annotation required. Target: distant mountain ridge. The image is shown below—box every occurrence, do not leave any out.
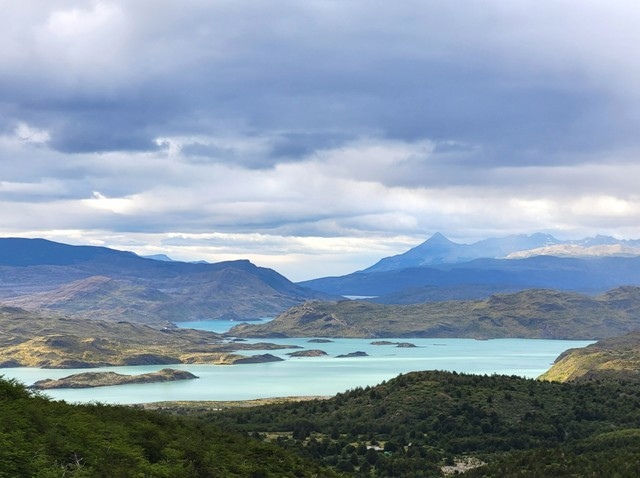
[142,254,175,262]
[506,243,640,259]
[299,255,640,299]
[142,253,209,264]
[0,238,329,324]
[363,232,640,272]
[299,233,640,300]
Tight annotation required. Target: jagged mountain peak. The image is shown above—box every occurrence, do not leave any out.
[407,233,458,255]
[423,232,454,244]
[143,254,175,262]
[578,235,618,246]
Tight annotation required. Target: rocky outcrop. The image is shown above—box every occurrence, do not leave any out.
[371,341,417,347]
[231,353,284,364]
[335,351,368,358]
[286,349,328,357]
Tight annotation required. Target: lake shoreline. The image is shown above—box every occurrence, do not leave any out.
[0,335,594,405]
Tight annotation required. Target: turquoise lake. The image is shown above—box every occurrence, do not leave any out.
[0,319,593,404]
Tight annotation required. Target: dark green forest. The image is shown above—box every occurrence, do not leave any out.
[5,370,640,477]
[205,371,640,477]
[0,376,338,477]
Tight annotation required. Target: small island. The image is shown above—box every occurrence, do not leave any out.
[30,368,198,390]
[286,349,328,357]
[307,339,334,343]
[371,340,417,348]
[231,353,284,364]
[335,351,368,358]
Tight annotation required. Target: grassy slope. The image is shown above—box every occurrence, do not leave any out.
[540,331,640,382]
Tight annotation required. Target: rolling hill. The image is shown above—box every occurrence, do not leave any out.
[0,238,330,324]
[540,330,640,382]
[230,286,640,339]
[206,369,640,477]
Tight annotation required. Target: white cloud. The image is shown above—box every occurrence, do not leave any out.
[14,122,50,144]
[83,191,140,214]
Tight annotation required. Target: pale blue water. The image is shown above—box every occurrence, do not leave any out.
[178,317,273,334]
[0,321,593,404]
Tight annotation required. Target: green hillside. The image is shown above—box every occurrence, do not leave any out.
[5,366,640,476]
[0,377,339,477]
[231,287,640,339]
[205,370,640,477]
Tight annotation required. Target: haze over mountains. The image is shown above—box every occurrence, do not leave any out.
[0,238,329,325]
[299,233,640,301]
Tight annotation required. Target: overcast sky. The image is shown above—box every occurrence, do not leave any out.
[2,1,640,280]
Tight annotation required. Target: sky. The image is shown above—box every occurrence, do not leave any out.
[2,1,640,281]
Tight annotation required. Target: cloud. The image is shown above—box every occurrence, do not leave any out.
[1,1,640,277]
[3,1,638,158]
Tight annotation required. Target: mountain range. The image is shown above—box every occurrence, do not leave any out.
[299,233,640,301]
[363,232,640,272]
[3,233,640,326]
[0,238,329,324]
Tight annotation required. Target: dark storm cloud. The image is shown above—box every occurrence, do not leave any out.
[4,0,637,168]
[268,132,353,161]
